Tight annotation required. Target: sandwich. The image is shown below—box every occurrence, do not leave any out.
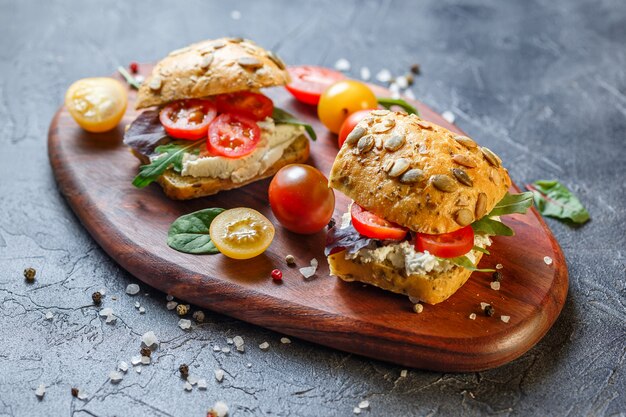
[124,37,313,200]
[325,110,532,304]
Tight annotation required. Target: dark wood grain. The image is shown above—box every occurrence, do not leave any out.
[47,67,568,372]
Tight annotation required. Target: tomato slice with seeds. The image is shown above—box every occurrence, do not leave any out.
[159,99,217,140]
[415,226,475,258]
[215,91,274,121]
[207,113,261,158]
[285,66,345,105]
[350,204,408,241]
[209,208,275,259]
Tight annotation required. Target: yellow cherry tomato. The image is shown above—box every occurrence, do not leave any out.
[317,80,377,134]
[209,208,275,259]
[65,77,127,133]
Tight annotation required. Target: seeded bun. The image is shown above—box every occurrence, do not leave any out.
[328,111,511,234]
[136,37,289,109]
[131,134,309,200]
[328,249,485,305]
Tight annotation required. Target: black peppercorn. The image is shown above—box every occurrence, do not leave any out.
[71,387,79,397]
[91,291,102,306]
[179,363,189,379]
[410,63,421,75]
[140,347,151,358]
[492,271,503,282]
[485,305,495,317]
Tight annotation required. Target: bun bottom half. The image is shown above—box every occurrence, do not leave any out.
[132,134,309,200]
[327,250,484,305]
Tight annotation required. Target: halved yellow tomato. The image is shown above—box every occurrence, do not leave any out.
[65,77,127,133]
[209,208,275,259]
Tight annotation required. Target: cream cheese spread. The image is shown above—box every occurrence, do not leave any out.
[180,118,303,183]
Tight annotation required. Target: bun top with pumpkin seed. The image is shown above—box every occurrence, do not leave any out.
[135,37,289,109]
[328,110,511,234]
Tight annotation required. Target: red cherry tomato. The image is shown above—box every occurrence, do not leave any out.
[159,99,217,140]
[350,204,408,241]
[415,226,475,258]
[337,109,374,148]
[215,91,274,121]
[285,66,345,105]
[207,113,261,158]
[269,164,335,234]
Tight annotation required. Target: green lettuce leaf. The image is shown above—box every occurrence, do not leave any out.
[272,107,317,140]
[526,180,590,224]
[440,255,495,272]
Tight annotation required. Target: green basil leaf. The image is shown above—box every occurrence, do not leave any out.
[526,180,590,224]
[471,217,515,236]
[132,140,203,188]
[473,245,490,255]
[487,192,534,217]
[440,255,495,272]
[272,107,317,140]
[117,66,142,89]
[376,97,419,116]
[167,208,226,254]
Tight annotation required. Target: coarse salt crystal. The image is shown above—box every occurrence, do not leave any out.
[141,356,151,365]
[77,390,88,400]
[490,281,501,291]
[480,302,490,310]
[360,67,371,81]
[404,89,416,100]
[259,342,270,350]
[376,69,392,83]
[141,331,159,350]
[118,361,128,372]
[139,307,145,314]
[469,313,477,320]
[544,256,553,265]
[131,355,142,366]
[136,367,141,374]
[299,258,319,279]
[400,369,408,378]
[125,284,140,295]
[496,263,503,270]
[234,336,245,352]
[166,295,174,301]
[211,401,229,417]
[222,347,231,354]
[166,301,178,310]
[226,338,234,345]
[310,258,318,267]
[246,363,252,368]
[408,296,420,304]
[280,337,291,344]
[213,345,221,352]
[134,75,144,84]
[334,58,351,72]
[99,288,106,296]
[184,382,193,391]
[105,315,117,324]
[109,371,123,383]
[35,383,46,398]
[442,111,456,124]
[358,400,370,409]
[178,319,192,330]
[501,315,511,323]
[230,10,241,20]
[134,302,140,309]
[197,378,207,389]
[45,312,53,320]
[395,75,409,89]
[99,308,113,317]
[188,375,198,385]
[353,407,361,414]
[215,369,224,382]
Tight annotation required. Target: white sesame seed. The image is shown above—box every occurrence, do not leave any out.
[490,281,501,291]
[442,110,456,124]
[544,256,553,265]
[360,67,371,81]
[469,313,477,320]
[501,315,511,323]
[334,58,351,72]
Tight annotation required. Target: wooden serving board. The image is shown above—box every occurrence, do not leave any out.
[48,67,567,372]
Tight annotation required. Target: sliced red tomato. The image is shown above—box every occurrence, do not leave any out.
[159,99,217,140]
[285,66,345,105]
[215,91,273,121]
[207,113,261,158]
[350,204,408,241]
[415,226,475,258]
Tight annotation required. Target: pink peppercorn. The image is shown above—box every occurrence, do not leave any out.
[271,269,283,282]
[129,62,139,74]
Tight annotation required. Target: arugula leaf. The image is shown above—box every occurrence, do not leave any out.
[488,192,534,217]
[471,217,514,236]
[117,66,142,89]
[167,208,225,254]
[132,140,203,188]
[526,180,590,224]
[473,246,490,255]
[376,97,419,116]
[442,255,495,272]
[272,107,316,140]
